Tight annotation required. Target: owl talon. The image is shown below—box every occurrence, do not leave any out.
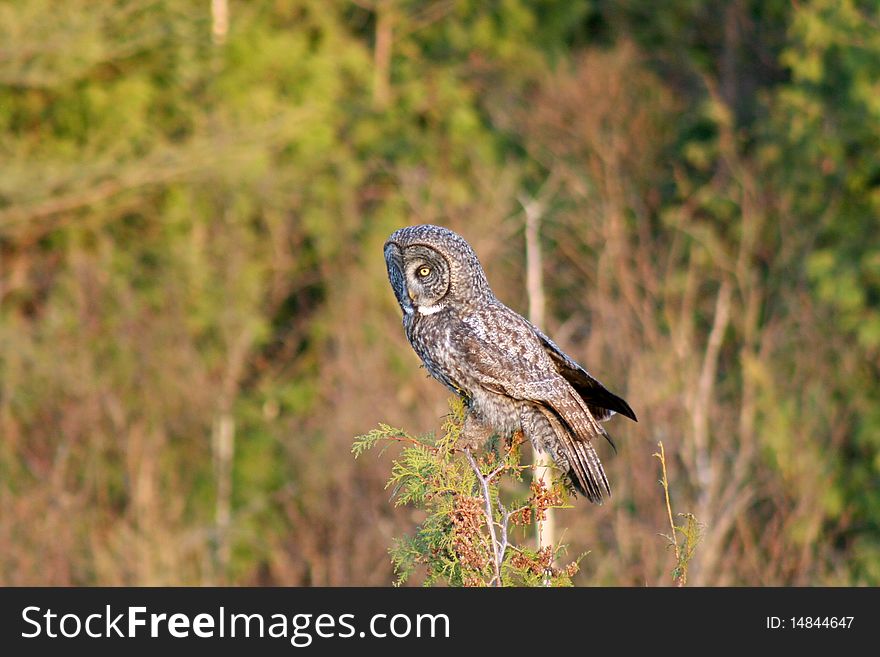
[458,412,494,451]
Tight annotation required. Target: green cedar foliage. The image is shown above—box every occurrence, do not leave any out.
[354,398,581,587]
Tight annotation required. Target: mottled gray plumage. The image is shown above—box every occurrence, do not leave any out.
[383,224,636,503]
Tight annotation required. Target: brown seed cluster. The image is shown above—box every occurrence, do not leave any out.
[509,546,554,577]
[511,479,565,525]
[479,450,498,468]
[531,478,564,520]
[462,573,485,587]
[510,546,580,581]
[510,505,533,526]
[509,548,541,575]
[450,495,489,573]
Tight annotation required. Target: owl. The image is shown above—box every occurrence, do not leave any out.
[383,224,636,503]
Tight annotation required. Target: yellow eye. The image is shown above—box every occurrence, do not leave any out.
[418,266,431,277]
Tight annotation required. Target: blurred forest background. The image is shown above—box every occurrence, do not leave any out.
[1,0,879,586]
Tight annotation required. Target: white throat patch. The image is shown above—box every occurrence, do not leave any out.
[417,304,444,316]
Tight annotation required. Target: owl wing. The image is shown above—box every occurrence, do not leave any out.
[453,311,613,501]
[528,322,637,423]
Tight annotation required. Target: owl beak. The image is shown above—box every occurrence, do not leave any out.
[384,242,414,315]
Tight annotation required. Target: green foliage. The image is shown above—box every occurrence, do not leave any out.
[768,0,880,582]
[668,513,703,584]
[777,1,880,356]
[354,398,581,587]
[654,442,703,586]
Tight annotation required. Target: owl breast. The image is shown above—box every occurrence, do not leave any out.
[406,308,523,437]
[405,308,468,395]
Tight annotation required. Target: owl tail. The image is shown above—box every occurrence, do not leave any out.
[565,439,610,503]
[537,403,611,504]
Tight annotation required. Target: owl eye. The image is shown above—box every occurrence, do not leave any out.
[418,266,431,277]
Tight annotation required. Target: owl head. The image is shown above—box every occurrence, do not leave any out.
[384,224,492,316]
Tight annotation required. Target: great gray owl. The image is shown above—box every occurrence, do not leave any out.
[384,224,636,503]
